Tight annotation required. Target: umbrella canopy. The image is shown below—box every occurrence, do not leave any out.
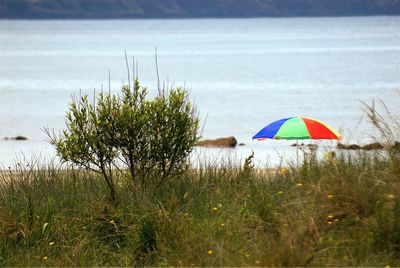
[253,116,341,140]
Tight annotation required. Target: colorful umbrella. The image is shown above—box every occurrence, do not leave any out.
[252,116,341,140]
[253,116,341,165]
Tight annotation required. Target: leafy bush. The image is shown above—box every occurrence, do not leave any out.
[47,93,119,201]
[145,88,199,189]
[47,79,199,201]
[116,81,150,189]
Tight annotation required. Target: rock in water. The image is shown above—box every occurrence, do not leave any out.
[362,142,383,150]
[338,142,385,150]
[197,136,237,148]
[4,136,28,141]
[337,143,361,150]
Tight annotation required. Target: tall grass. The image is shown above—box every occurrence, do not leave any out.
[1,146,399,266]
[1,99,399,266]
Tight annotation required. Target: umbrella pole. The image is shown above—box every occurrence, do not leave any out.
[296,139,299,167]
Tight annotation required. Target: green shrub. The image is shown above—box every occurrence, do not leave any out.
[116,81,150,190]
[46,93,119,201]
[145,88,199,190]
[47,78,199,201]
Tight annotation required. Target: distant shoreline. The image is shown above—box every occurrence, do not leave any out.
[1,0,398,20]
[1,14,399,21]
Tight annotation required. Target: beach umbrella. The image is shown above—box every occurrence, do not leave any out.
[253,116,341,140]
[253,116,341,164]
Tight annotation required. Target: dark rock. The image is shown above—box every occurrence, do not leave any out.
[197,136,237,148]
[15,136,28,140]
[238,143,245,146]
[290,143,316,149]
[362,142,383,150]
[393,141,400,150]
[338,142,387,150]
[291,143,305,147]
[4,136,28,141]
[337,143,361,150]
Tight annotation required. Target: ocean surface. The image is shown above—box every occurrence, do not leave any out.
[1,16,399,167]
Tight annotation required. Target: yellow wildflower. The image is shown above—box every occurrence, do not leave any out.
[324,152,334,161]
[334,219,339,222]
[385,265,390,268]
[255,260,261,265]
[279,168,288,175]
[245,254,250,258]
[327,215,334,219]
[327,194,334,199]
[208,250,213,255]
[327,221,333,225]
[109,220,115,224]
[220,223,225,227]
[324,152,330,159]
[212,207,218,212]
[386,194,395,200]
[42,256,48,260]
[49,241,55,246]
[278,191,283,194]
[296,182,303,187]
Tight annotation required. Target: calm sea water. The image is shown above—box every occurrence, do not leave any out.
[1,17,399,167]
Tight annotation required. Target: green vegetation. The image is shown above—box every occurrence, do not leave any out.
[0,149,398,266]
[46,80,199,202]
[1,143,399,266]
[1,80,399,266]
